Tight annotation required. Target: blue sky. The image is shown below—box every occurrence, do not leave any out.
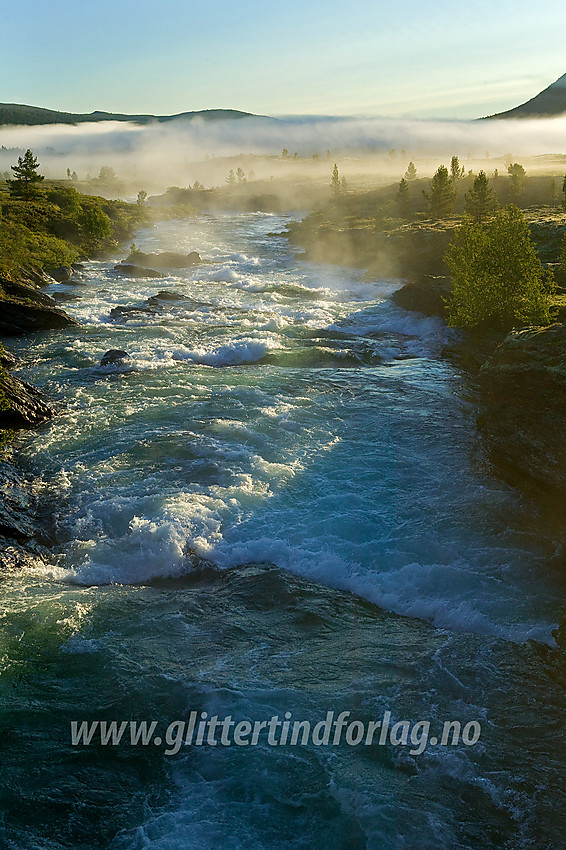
[3,0,565,118]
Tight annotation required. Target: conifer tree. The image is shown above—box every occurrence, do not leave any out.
[422,165,456,218]
[8,149,44,199]
[464,171,497,223]
[404,161,417,181]
[331,163,340,195]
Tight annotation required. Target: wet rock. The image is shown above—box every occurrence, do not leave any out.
[391,276,451,318]
[122,251,201,269]
[0,347,18,369]
[0,298,79,335]
[478,323,566,496]
[113,263,164,278]
[49,266,74,282]
[0,458,40,541]
[100,349,131,367]
[0,278,79,335]
[0,371,54,429]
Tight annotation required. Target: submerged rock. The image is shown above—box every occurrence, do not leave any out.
[122,250,201,269]
[99,349,131,367]
[113,263,164,278]
[478,323,566,496]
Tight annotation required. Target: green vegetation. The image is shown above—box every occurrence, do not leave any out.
[508,163,526,203]
[445,206,555,331]
[464,171,497,223]
[423,165,456,218]
[8,149,44,199]
[0,175,150,278]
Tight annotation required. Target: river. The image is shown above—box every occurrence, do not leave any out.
[1,212,565,848]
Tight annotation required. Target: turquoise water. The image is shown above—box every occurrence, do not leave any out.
[1,213,566,848]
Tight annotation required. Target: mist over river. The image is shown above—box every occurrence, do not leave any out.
[1,212,566,848]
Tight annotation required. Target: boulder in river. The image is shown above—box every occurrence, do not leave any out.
[122,251,201,269]
[99,349,131,368]
[49,266,74,282]
[113,264,164,278]
[391,276,451,318]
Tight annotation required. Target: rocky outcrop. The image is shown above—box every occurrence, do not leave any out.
[0,370,54,429]
[0,278,79,335]
[113,264,164,278]
[478,323,566,496]
[123,250,201,269]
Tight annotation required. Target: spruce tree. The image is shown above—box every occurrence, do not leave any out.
[507,163,526,203]
[397,178,410,217]
[404,161,417,181]
[464,171,497,224]
[422,165,456,218]
[8,149,44,199]
[331,163,340,195]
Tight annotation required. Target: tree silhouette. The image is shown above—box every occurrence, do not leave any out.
[8,149,44,199]
[404,161,417,181]
[464,171,497,224]
[397,178,410,217]
[422,165,455,218]
[507,163,526,203]
[331,163,340,195]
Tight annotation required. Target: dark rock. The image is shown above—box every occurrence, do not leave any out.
[478,323,566,496]
[123,251,201,269]
[109,304,160,321]
[23,268,57,287]
[113,264,164,278]
[49,266,74,282]
[0,458,40,541]
[149,289,191,302]
[0,371,54,429]
[99,349,130,367]
[391,276,451,318]
[0,347,18,369]
[0,299,79,335]
[72,262,86,271]
[51,291,80,302]
[3,279,56,306]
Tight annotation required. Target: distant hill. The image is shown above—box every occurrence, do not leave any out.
[486,73,566,119]
[0,103,256,127]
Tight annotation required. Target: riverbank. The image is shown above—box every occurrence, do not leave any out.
[287,201,566,506]
[0,182,159,562]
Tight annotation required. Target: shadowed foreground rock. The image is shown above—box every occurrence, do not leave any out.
[0,370,54,429]
[0,278,79,335]
[478,323,566,496]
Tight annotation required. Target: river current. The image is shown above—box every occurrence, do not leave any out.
[1,212,565,848]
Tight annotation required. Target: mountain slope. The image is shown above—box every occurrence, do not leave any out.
[486,73,566,119]
[0,103,255,127]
